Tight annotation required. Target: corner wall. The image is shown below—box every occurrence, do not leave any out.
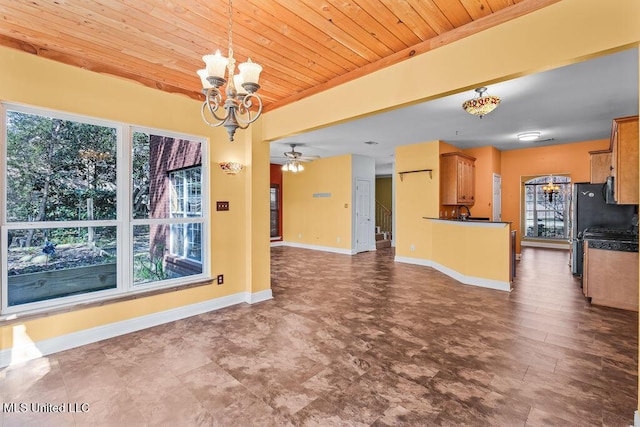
[395,141,440,260]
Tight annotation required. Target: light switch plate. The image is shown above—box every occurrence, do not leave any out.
[216,201,229,211]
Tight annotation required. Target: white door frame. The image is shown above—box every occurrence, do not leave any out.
[355,178,372,253]
[493,173,502,221]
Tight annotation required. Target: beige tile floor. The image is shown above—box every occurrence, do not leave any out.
[1,247,637,426]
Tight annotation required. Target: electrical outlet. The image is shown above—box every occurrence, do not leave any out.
[410,244,415,252]
[217,274,224,285]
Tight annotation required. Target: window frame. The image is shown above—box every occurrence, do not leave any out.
[0,103,210,315]
[522,174,571,241]
[169,166,203,263]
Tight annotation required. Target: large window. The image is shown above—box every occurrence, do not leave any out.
[523,175,571,240]
[1,105,208,313]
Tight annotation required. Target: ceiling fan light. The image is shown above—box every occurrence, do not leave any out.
[517,132,541,142]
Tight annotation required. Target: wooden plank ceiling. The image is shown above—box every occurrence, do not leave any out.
[0,0,558,112]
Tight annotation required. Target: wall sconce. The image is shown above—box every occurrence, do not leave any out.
[219,161,244,175]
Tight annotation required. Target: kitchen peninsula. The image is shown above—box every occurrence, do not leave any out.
[422,218,514,292]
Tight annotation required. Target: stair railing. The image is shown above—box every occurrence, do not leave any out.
[375,200,392,237]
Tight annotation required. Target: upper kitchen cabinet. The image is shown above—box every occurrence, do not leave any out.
[441,152,476,206]
[589,149,612,184]
[610,115,639,205]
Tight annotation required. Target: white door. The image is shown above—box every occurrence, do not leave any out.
[493,173,502,221]
[356,179,371,253]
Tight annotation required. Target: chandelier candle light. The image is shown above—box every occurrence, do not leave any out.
[542,177,560,202]
[462,87,501,118]
[198,0,263,142]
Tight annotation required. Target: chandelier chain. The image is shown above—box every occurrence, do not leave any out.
[227,0,234,59]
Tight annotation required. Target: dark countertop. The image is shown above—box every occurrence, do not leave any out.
[423,217,511,224]
[586,238,638,252]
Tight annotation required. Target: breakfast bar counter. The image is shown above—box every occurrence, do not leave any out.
[420,217,514,291]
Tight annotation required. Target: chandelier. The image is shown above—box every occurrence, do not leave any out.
[462,87,501,118]
[282,161,304,173]
[542,176,560,202]
[197,0,263,142]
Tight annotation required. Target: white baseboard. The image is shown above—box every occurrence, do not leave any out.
[395,256,511,292]
[269,241,285,247]
[395,256,433,268]
[280,241,355,255]
[635,410,639,427]
[0,290,272,368]
[246,289,273,304]
[521,240,569,250]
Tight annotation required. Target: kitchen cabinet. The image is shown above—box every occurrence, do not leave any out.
[589,149,611,184]
[440,152,475,206]
[609,115,639,204]
[583,242,638,311]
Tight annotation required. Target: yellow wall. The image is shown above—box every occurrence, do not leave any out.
[282,155,352,250]
[395,141,440,259]
[431,221,511,283]
[501,139,609,253]
[0,46,270,350]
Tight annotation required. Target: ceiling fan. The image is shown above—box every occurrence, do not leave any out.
[281,144,319,172]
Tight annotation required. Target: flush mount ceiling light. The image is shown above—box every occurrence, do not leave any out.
[517,132,541,142]
[462,87,501,118]
[197,0,263,142]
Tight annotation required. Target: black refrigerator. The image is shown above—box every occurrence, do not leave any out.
[570,182,636,275]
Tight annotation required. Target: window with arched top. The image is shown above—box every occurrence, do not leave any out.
[523,175,571,240]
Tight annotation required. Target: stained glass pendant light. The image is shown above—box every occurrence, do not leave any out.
[462,87,501,118]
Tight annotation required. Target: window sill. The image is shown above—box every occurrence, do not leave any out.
[0,277,214,326]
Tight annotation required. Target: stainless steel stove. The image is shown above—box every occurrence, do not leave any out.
[582,227,638,252]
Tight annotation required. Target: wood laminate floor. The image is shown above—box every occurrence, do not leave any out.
[1,247,637,426]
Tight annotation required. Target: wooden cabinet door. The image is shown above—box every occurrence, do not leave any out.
[589,150,611,184]
[440,152,476,206]
[457,157,475,205]
[612,116,639,204]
